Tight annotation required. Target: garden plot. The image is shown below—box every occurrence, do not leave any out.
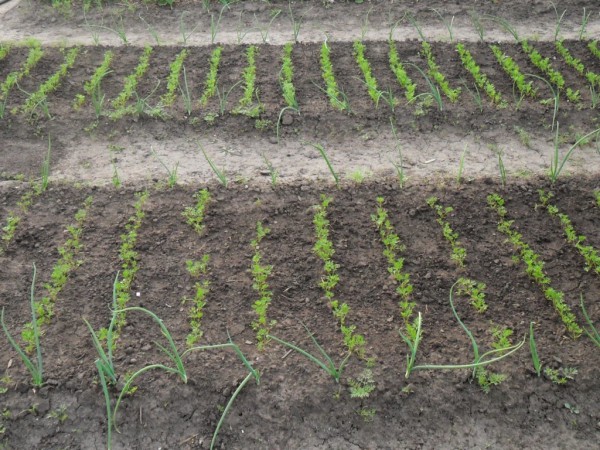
[0,180,599,448]
[0,39,599,184]
[1,1,600,449]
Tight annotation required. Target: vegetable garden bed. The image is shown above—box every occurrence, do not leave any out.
[1,179,599,449]
[1,1,600,449]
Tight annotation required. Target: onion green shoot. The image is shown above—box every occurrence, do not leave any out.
[529,322,542,376]
[216,80,243,116]
[407,282,525,385]
[549,123,600,182]
[430,8,454,42]
[468,11,485,42]
[269,322,350,383]
[112,306,189,430]
[580,294,600,347]
[255,9,281,44]
[404,62,443,111]
[308,142,338,187]
[482,14,519,42]
[260,152,278,186]
[183,334,259,450]
[151,147,179,188]
[208,4,228,45]
[287,2,312,42]
[1,264,43,387]
[579,8,592,40]
[84,273,120,386]
[179,66,193,115]
[210,370,257,450]
[406,13,426,42]
[88,15,129,45]
[497,152,507,188]
[197,142,228,187]
[389,119,407,188]
[550,1,567,42]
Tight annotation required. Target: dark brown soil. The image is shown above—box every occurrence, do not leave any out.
[1,177,599,449]
[1,2,600,448]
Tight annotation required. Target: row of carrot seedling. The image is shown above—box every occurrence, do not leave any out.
[2,187,599,446]
[3,38,600,124]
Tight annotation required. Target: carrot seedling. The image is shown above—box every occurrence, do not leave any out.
[280,42,298,110]
[199,47,222,106]
[161,48,188,107]
[250,222,275,350]
[488,193,582,337]
[184,255,210,347]
[529,322,542,376]
[313,195,366,357]
[320,40,349,111]
[182,188,211,233]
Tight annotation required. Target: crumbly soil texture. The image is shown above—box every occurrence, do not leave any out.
[1,1,600,449]
[1,178,600,449]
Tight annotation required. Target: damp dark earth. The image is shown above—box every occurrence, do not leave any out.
[1,1,600,449]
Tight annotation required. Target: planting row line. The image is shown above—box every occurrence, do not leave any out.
[3,186,599,360]
[2,39,600,124]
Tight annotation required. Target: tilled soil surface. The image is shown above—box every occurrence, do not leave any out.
[2,2,600,449]
[0,178,599,449]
